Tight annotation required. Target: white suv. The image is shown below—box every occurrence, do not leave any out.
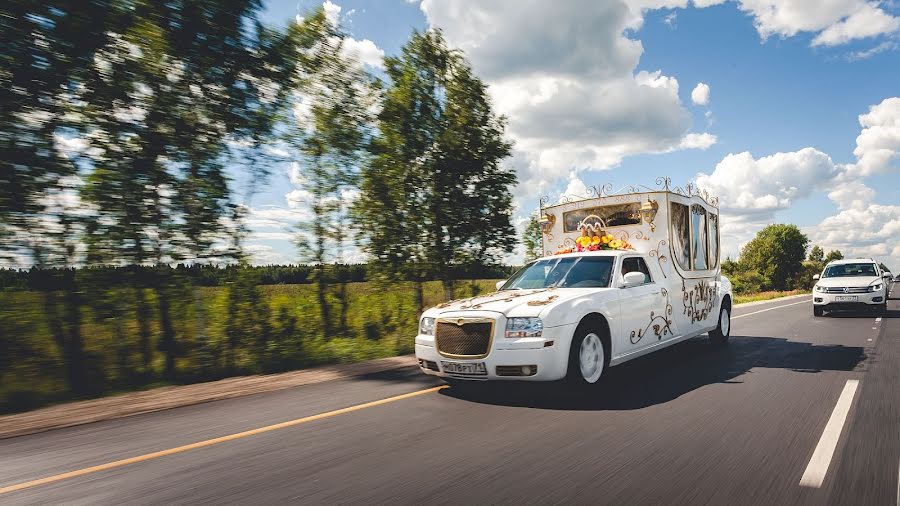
[812,258,888,316]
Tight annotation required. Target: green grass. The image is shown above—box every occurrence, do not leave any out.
[733,289,805,305]
[0,279,500,413]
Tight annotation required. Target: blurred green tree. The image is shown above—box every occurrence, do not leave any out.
[284,10,376,337]
[523,213,543,262]
[355,29,515,306]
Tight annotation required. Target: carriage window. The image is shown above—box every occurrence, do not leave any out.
[671,202,690,270]
[691,204,708,270]
[562,203,641,232]
[708,212,719,268]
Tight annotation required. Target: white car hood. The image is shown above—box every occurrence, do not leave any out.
[427,287,603,316]
[816,276,881,288]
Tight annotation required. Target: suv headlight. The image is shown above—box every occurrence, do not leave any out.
[505,317,543,338]
[815,285,826,292]
[419,317,435,335]
[869,283,883,292]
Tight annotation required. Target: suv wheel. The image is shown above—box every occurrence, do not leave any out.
[813,305,824,317]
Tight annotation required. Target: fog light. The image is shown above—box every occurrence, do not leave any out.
[522,366,531,375]
[814,298,823,303]
[544,340,554,347]
[873,297,883,302]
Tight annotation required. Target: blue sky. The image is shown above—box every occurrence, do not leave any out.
[244,0,900,268]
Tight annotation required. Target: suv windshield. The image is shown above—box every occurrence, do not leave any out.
[501,256,614,289]
[822,263,878,278]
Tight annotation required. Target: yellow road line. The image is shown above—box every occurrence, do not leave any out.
[0,385,447,496]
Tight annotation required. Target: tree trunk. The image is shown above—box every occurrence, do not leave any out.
[42,290,85,395]
[61,286,86,395]
[317,262,331,338]
[134,286,153,375]
[338,280,348,335]
[414,279,424,316]
[157,286,177,380]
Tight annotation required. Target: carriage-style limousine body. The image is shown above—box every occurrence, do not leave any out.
[414,182,733,385]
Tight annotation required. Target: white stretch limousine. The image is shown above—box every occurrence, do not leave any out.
[415,184,733,386]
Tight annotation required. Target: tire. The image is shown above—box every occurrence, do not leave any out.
[813,305,824,317]
[878,302,887,315]
[709,303,731,345]
[566,323,609,386]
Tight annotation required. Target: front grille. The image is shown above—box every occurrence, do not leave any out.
[824,287,869,293]
[435,319,493,358]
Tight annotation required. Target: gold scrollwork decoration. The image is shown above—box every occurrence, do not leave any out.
[682,279,718,323]
[648,239,669,278]
[630,288,674,344]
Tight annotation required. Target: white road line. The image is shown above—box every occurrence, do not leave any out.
[732,299,811,320]
[876,317,882,323]
[799,379,860,488]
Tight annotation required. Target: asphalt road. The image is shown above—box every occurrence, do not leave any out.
[1,294,898,505]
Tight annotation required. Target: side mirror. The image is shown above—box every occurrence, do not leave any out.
[496,280,506,291]
[812,274,820,281]
[622,271,646,288]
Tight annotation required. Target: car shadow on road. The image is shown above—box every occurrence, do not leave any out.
[438,335,866,411]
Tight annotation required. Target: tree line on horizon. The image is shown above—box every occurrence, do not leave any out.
[0,1,517,401]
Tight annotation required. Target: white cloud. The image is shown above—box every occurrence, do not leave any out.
[678,132,718,150]
[808,201,900,264]
[811,3,900,46]
[340,37,385,69]
[735,0,900,46]
[691,82,711,105]
[697,147,841,216]
[322,0,341,26]
[693,0,727,6]
[849,96,900,176]
[844,40,898,61]
[420,0,714,185]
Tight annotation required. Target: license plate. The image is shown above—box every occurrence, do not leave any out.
[441,361,487,375]
[835,295,858,302]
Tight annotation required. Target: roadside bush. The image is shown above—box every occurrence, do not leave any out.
[729,270,766,294]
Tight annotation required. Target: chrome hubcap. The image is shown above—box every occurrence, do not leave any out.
[721,308,730,336]
[579,333,604,383]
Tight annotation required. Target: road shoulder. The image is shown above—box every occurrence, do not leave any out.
[0,355,416,440]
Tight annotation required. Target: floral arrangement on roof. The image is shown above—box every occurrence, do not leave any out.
[555,231,633,255]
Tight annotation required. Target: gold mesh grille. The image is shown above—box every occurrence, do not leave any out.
[436,320,492,358]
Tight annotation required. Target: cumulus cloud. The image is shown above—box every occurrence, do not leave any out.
[420,0,715,185]
[696,147,841,216]
[340,37,385,69]
[736,0,900,46]
[691,82,711,105]
[849,96,900,176]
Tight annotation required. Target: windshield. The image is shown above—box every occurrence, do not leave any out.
[501,256,614,289]
[822,263,878,278]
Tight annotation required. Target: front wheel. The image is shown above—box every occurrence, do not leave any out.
[567,327,608,386]
[877,302,887,315]
[709,304,731,345]
[813,305,824,317]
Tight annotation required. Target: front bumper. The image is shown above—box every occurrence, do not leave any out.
[414,321,576,382]
[813,290,885,309]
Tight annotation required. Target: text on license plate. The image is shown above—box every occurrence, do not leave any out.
[835,295,858,302]
[441,361,487,375]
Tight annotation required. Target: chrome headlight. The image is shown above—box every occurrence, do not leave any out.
[869,283,883,292]
[505,317,543,338]
[419,317,435,335]
[815,285,826,292]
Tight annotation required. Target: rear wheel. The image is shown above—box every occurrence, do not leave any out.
[813,305,824,317]
[567,324,609,386]
[709,303,731,345]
